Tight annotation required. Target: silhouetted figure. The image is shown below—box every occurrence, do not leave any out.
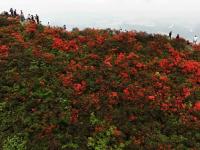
[20,10,25,22]
[63,25,66,30]
[14,9,17,16]
[176,34,180,40]
[193,35,198,44]
[27,14,31,21]
[169,31,172,40]
[31,15,35,22]
[47,22,50,28]
[9,8,14,16]
[35,14,39,24]
[187,40,191,45]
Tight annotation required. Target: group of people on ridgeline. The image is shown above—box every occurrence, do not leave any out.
[1,8,68,30]
[26,13,40,24]
[169,31,180,40]
[169,31,198,45]
[1,8,40,24]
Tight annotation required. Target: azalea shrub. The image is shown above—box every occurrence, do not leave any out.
[0,14,200,150]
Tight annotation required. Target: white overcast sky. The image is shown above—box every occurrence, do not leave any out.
[1,0,200,38]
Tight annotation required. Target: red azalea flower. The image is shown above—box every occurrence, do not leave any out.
[159,59,169,68]
[160,76,168,82]
[0,45,9,58]
[88,53,99,59]
[120,72,129,79]
[129,115,137,121]
[11,32,24,43]
[70,109,79,124]
[181,60,200,73]
[123,88,130,96]
[95,125,104,133]
[110,92,118,98]
[182,87,191,98]
[87,40,96,48]
[134,42,143,51]
[104,55,113,67]
[130,67,137,75]
[61,74,73,87]
[42,52,55,61]
[148,95,155,101]
[78,35,87,43]
[136,63,145,68]
[96,36,105,45]
[25,22,37,33]
[115,52,125,65]
[194,101,200,111]
[32,49,42,57]
[73,81,86,94]
[113,128,121,137]
[127,52,139,59]
[65,40,79,51]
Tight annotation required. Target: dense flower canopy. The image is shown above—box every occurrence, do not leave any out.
[0,14,200,149]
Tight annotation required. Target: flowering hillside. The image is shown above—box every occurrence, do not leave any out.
[0,14,200,150]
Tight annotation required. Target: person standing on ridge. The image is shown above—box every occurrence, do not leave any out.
[31,15,35,23]
[169,31,172,40]
[20,10,25,23]
[9,8,14,16]
[176,34,180,40]
[27,14,31,21]
[14,9,17,16]
[193,35,198,44]
[63,25,66,30]
[35,14,39,24]
[47,22,50,28]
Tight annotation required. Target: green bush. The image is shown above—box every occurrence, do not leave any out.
[0,17,9,27]
[3,135,26,150]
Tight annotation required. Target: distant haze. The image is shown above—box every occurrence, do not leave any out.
[1,0,200,40]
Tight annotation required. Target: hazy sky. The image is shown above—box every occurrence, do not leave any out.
[1,0,200,39]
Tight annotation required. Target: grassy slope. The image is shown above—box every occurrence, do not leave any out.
[0,15,200,149]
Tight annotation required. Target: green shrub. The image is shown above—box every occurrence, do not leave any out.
[3,135,26,150]
[0,17,9,27]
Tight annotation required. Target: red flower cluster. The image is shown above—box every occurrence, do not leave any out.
[159,59,170,69]
[11,32,24,43]
[181,60,200,73]
[108,92,119,105]
[87,40,96,48]
[52,38,79,52]
[0,45,9,58]
[73,81,86,95]
[182,87,191,98]
[194,101,200,111]
[123,88,130,97]
[115,53,125,65]
[25,22,37,33]
[148,95,156,101]
[42,52,55,61]
[60,73,73,87]
[32,48,55,61]
[52,38,66,50]
[96,35,105,45]
[70,109,79,124]
[128,115,137,121]
[104,55,113,67]
[32,48,43,58]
